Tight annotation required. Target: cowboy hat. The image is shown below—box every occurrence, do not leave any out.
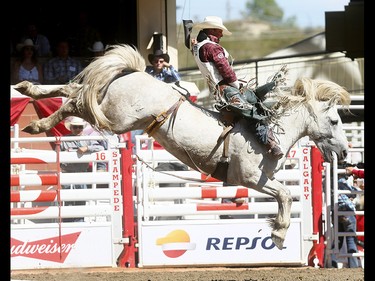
[16,38,36,52]
[88,41,105,52]
[193,16,232,36]
[148,49,170,64]
[64,117,87,131]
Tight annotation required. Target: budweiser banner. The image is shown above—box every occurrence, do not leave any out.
[11,224,114,269]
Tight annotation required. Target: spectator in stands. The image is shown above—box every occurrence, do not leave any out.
[44,39,83,84]
[354,177,364,250]
[60,117,105,222]
[21,23,51,57]
[136,50,181,150]
[11,39,43,85]
[81,41,106,67]
[84,126,119,174]
[347,165,364,252]
[335,176,361,268]
[89,41,105,57]
[145,49,181,83]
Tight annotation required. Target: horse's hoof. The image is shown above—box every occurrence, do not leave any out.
[14,81,32,96]
[271,232,285,250]
[22,122,41,134]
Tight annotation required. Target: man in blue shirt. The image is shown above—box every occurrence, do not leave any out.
[44,39,83,84]
[145,49,181,83]
[336,177,361,268]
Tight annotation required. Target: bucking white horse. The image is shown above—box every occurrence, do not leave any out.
[14,44,351,250]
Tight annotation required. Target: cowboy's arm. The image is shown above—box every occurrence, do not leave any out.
[86,140,105,152]
[60,139,77,152]
[163,65,181,82]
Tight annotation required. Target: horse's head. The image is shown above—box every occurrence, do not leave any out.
[308,101,349,162]
[291,77,351,163]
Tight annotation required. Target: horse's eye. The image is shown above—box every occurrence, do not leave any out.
[331,119,338,126]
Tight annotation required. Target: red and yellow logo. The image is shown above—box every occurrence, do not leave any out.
[156,229,196,258]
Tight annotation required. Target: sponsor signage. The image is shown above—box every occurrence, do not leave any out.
[11,224,114,269]
[138,221,302,266]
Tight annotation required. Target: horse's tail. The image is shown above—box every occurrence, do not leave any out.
[73,44,146,131]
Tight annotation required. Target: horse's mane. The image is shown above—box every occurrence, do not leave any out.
[290,77,350,105]
[268,77,351,121]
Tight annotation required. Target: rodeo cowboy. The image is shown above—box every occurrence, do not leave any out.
[190,16,287,159]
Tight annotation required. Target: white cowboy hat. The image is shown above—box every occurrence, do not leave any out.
[88,41,105,52]
[193,16,232,36]
[16,38,36,52]
[64,117,87,130]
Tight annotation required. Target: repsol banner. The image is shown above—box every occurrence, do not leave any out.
[138,221,303,267]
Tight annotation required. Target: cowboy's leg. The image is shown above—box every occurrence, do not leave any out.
[241,88,258,104]
[256,121,284,159]
[221,87,270,120]
[222,87,283,159]
[253,64,289,100]
[222,87,284,157]
[222,87,254,117]
[254,82,276,100]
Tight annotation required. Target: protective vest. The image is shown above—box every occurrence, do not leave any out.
[192,39,230,88]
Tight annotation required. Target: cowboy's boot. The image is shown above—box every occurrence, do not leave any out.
[266,141,284,159]
[266,128,284,159]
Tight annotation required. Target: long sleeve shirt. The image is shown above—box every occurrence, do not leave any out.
[196,34,237,85]
[352,169,364,178]
[337,178,359,211]
[44,57,83,84]
[60,135,104,172]
[145,65,181,83]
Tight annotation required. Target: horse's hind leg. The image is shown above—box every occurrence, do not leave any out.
[252,176,293,250]
[13,81,82,99]
[22,100,80,134]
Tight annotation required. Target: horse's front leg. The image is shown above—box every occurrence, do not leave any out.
[252,174,293,250]
[13,81,82,99]
[22,100,80,134]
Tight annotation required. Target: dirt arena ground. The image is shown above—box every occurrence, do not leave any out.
[11,266,365,281]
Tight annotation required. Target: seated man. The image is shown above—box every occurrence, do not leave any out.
[145,49,181,83]
[60,117,105,222]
